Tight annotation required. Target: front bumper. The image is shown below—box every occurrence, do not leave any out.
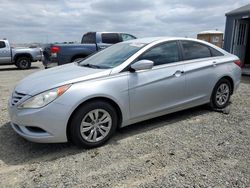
[8,100,71,143]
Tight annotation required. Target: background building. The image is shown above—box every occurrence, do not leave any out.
[224,4,250,68]
[197,30,223,48]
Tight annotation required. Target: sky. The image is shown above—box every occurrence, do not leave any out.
[0,0,249,43]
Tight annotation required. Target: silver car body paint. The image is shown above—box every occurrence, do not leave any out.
[8,37,241,143]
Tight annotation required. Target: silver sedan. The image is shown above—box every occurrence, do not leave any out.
[8,37,241,148]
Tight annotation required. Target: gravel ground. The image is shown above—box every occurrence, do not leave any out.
[0,62,249,187]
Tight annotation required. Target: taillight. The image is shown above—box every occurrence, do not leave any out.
[50,46,60,53]
[234,60,242,68]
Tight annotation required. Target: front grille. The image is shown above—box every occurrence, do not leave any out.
[11,91,27,106]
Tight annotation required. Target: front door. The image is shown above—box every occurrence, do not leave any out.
[233,19,249,65]
[0,41,11,64]
[128,41,186,120]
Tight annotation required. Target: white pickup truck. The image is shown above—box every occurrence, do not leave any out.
[0,39,43,69]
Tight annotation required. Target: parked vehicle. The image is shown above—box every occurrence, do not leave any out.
[0,39,43,69]
[42,32,136,68]
[8,37,241,148]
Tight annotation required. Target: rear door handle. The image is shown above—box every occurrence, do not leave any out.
[173,70,184,77]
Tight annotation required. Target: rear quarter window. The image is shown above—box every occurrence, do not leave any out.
[210,47,224,57]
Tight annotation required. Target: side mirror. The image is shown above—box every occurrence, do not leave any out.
[130,60,154,72]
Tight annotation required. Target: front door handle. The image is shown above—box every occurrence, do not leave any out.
[173,70,184,77]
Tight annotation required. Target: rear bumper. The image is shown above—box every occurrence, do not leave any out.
[235,79,241,92]
[42,56,58,68]
[42,52,58,68]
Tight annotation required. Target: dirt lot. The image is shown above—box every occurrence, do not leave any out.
[0,62,249,187]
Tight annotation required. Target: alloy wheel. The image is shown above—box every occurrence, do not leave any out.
[80,109,112,142]
[215,83,230,106]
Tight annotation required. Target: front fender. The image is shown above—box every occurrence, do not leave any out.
[55,73,130,126]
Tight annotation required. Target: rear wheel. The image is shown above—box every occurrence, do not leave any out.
[16,57,31,69]
[69,101,118,148]
[210,78,232,109]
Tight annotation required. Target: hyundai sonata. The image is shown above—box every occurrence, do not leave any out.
[8,37,241,148]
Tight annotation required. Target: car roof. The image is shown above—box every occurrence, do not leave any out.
[123,37,229,55]
[124,37,207,44]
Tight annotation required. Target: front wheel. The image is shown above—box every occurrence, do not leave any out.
[210,78,232,109]
[69,101,118,148]
[15,57,31,69]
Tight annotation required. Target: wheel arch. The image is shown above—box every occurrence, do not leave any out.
[14,53,33,63]
[217,75,234,95]
[66,96,123,142]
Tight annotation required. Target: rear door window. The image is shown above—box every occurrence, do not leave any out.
[181,41,211,60]
[0,41,6,48]
[102,33,120,44]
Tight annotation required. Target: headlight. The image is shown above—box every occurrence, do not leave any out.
[18,84,71,109]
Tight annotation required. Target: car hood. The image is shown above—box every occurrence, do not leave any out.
[15,63,112,95]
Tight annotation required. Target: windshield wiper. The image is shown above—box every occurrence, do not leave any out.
[82,63,101,69]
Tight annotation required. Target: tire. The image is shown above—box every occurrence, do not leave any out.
[16,57,31,69]
[69,100,118,148]
[210,78,232,109]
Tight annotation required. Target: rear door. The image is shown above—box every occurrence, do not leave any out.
[180,40,220,104]
[0,41,11,64]
[128,41,186,119]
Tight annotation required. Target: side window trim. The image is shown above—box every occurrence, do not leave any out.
[177,40,184,61]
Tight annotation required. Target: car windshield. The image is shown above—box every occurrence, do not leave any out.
[78,42,146,69]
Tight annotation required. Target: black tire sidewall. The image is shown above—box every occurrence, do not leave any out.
[211,79,232,109]
[16,57,31,69]
[70,101,118,148]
